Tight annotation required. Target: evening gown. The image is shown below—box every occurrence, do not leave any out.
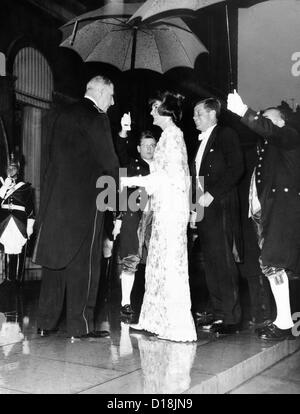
[134,124,197,342]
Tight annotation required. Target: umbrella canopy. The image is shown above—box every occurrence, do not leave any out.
[60,2,141,41]
[129,0,225,23]
[129,0,270,22]
[60,3,208,74]
[128,0,236,89]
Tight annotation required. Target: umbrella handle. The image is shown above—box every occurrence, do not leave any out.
[225,5,234,92]
[130,27,138,72]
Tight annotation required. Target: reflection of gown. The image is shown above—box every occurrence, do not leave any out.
[0,313,24,357]
[137,124,197,342]
[137,336,196,394]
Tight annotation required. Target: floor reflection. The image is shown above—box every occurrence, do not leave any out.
[0,312,29,357]
[0,270,298,394]
[134,335,197,394]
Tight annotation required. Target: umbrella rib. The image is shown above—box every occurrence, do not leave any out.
[154,34,164,74]
[122,33,133,71]
[172,31,195,67]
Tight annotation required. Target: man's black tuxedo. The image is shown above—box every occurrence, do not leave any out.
[191,125,244,324]
[34,98,119,337]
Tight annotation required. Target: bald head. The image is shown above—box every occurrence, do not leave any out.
[262,108,285,128]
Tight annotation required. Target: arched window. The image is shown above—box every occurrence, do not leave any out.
[13,47,53,109]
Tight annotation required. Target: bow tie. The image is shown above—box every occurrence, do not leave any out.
[198,132,206,141]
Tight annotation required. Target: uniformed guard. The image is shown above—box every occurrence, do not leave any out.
[0,153,35,284]
[114,114,156,319]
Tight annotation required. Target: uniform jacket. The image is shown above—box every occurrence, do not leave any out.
[241,109,300,272]
[115,135,150,212]
[190,125,244,261]
[0,180,34,239]
[115,136,151,259]
[34,98,119,269]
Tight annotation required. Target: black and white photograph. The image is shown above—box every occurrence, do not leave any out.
[0,0,299,397]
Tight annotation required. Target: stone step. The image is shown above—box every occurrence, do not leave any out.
[184,334,300,394]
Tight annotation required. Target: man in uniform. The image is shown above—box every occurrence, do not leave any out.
[227,90,300,340]
[115,116,156,319]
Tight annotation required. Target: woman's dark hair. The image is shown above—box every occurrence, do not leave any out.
[149,91,185,123]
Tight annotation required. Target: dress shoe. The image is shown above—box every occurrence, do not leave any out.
[129,323,144,331]
[253,319,273,331]
[120,304,134,316]
[198,319,223,331]
[210,322,240,335]
[37,328,58,337]
[194,312,214,326]
[257,322,294,341]
[81,330,110,338]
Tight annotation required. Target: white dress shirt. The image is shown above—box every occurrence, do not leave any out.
[195,124,217,190]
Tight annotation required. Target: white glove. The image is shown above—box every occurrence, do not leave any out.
[121,112,131,132]
[120,176,136,192]
[103,237,114,258]
[0,177,14,198]
[198,191,214,207]
[112,219,122,240]
[26,218,35,238]
[227,89,248,117]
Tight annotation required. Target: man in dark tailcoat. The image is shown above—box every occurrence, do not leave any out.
[190,97,244,335]
[34,75,119,339]
[227,90,300,340]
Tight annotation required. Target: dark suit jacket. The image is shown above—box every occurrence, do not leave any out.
[190,125,244,260]
[241,109,300,272]
[34,98,119,269]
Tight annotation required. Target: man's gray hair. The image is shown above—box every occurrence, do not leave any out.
[86,75,113,93]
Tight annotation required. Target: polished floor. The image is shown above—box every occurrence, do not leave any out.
[0,260,299,395]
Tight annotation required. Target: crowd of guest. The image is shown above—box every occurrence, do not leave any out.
[1,75,299,344]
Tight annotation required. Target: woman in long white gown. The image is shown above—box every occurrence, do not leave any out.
[121,91,196,342]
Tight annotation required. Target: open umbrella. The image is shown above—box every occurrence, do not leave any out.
[128,0,233,88]
[129,0,269,22]
[59,2,208,73]
[129,0,272,90]
[129,0,225,23]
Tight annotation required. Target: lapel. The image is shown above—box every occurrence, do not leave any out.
[201,125,219,164]
[192,141,202,165]
[192,125,219,176]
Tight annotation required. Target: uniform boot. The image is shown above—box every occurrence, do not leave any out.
[16,250,26,285]
[4,253,26,285]
[4,254,17,282]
